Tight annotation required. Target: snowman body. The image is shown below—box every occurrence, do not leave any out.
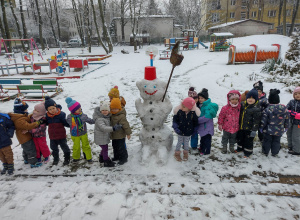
[135,67,173,164]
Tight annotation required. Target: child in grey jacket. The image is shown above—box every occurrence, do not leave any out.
[93,101,122,167]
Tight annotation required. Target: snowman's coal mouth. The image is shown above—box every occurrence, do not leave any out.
[145,90,158,95]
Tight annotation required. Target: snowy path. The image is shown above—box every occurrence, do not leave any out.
[1,35,300,219]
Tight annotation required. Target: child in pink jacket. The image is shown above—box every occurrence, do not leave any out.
[218,90,241,153]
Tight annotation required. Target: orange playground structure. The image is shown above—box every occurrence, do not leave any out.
[228,44,281,64]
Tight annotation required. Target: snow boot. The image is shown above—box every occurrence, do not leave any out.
[7,164,14,175]
[1,163,8,175]
[63,154,70,166]
[229,145,235,153]
[99,155,104,163]
[174,151,182,162]
[31,162,43,168]
[87,159,93,164]
[118,159,128,165]
[221,145,227,154]
[104,159,115,167]
[183,150,189,161]
[44,157,50,164]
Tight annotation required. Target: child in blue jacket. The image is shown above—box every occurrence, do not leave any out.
[260,89,289,157]
[0,113,15,175]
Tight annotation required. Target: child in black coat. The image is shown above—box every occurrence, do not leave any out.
[172,97,200,162]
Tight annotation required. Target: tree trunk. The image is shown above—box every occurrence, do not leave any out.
[283,0,286,36]
[129,0,136,51]
[90,0,108,53]
[9,0,25,51]
[71,0,84,45]
[98,0,113,52]
[120,0,127,42]
[84,0,91,52]
[0,10,5,40]
[44,0,57,45]
[278,0,283,26]
[54,0,61,41]
[1,0,12,52]
[288,0,300,36]
[19,0,28,40]
[35,0,45,50]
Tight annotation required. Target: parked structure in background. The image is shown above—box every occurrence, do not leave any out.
[208,19,272,37]
[111,15,175,45]
[200,0,300,34]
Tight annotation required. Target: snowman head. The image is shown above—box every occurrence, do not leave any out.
[136,66,167,101]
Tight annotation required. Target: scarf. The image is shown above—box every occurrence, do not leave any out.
[229,102,239,108]
[71,112,84,136]
[47,108,61,118]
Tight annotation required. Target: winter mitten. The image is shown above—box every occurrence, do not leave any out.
[174,128,182,135]
[113,124,123,131]
[295,113,300,120]
[250,131,256,138]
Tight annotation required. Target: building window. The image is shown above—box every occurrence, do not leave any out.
[211,0,221,10]
[268,10,276,17]
[211,13,220,23]
[241,0,247,9]
[286,9,291,17]
[252,11,257,17]
[253,0,258,4]
[241,12,246,19]
[230,12,235,18]
[231,0,236,5]
[269,24,274,29]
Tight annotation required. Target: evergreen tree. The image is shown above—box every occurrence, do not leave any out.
[270,31,300,76]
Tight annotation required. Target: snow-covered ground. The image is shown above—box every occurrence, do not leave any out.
[1,34,300,220]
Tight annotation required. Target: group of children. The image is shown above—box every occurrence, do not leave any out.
[172,81,300,161]
[1,82,300,174]
[0,86,132,175]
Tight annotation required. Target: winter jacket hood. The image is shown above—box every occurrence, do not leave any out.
[227,90,241,105]
[0,113,15,149]
[173,104,201,117]
[8,112,38,144]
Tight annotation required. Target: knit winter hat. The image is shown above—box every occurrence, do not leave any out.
[65,97,81,113]
[100,101,110,111]
[228,93,240,100]
[32,102,47,120]
[13,98,29,114]
[188,87,197,98]
[110,98,122,111]
[44,96,56,110]
[182,97,196,110]
[246,89,259,102]
[268,89,280,104]
[198,88,209,100]
[253,81,263,92]
[108,86,120,98]
[293,87,300,98]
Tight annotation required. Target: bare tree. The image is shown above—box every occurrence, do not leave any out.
[0,15,4,39]
[278,0,283,26]
[53,0,61,41]
[34,0,45,50]
[71,0,84,44]
[258,0,264,21]
[9,0,26,51]
[43,0,58,44]
[120,0,128,42]
[283,0,286,35]
[90,0,109,53]
[83,0,92,52]
[98,0,113,52]
[288,0,300,36]
[1,0,12,51]
[19,0,28,40]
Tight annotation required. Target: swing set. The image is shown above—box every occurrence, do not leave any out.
[0,38,43,61]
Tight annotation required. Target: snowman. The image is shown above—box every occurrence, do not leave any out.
[135,66,173,164]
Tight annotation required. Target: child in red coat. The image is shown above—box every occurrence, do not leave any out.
[218,90,241,153]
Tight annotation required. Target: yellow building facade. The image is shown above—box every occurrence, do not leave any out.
[201,0,300,33]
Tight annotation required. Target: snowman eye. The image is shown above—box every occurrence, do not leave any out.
[144,85,147,88]
[153,85,156,88]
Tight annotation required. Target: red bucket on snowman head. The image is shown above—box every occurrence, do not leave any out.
[144,66,156,81]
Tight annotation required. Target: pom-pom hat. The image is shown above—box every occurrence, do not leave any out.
[253,81,263,92]
[44,96,56,110]
[293,87,300,98]
[108,86,120,98]
[268,89,280,104]
[33,102,46,120]
[65,97,81,113]
[198,88,209,100]
[144,66,156,81]
[188,87,197,98]
[13,98,29,114]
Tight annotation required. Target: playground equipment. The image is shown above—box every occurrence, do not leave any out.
[228,44,281,64]
[209,32,233,52]
[145,46,158,66]
[0,38,43,61]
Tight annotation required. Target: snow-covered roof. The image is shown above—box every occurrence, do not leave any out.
[130,33,150,37]
[209,19,273,30]
[211,32,234,37]
[113,15,174,20]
